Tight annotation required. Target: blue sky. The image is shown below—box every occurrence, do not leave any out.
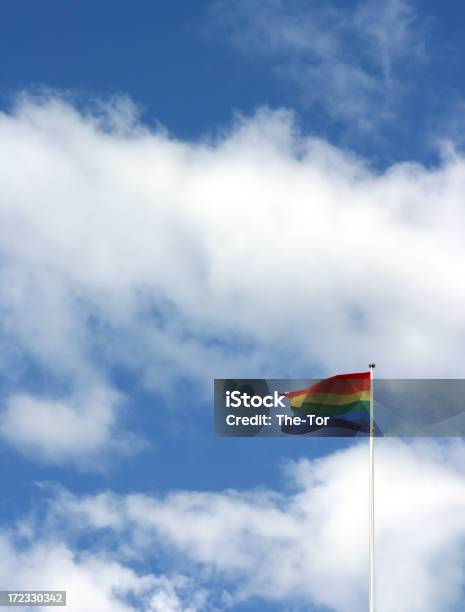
[2,0,465,163]
[1,1,465,611]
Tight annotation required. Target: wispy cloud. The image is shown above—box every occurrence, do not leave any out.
[207,0,426,128]
[1,94,465,466]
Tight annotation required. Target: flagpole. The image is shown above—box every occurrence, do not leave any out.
[368,363,376,612]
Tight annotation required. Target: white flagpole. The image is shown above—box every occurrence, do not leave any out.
[368,363,376,612]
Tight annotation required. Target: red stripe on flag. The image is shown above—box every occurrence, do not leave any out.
[285,372,370,398]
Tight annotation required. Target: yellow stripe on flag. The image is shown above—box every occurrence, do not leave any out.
[288,390,370,409]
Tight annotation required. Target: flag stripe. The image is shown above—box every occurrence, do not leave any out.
[292,401,370,417]
[286,375,370,398]
[288,390,370,409]
[282,417,369,435]
[325,418,370,432]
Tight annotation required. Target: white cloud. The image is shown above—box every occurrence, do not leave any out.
[0,532,211,612]
[207,0,425,126]
[0,385,136,468]
[1,94,465,464]
[22,440,465,611]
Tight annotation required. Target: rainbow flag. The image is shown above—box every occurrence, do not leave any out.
[283,372,372,434]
